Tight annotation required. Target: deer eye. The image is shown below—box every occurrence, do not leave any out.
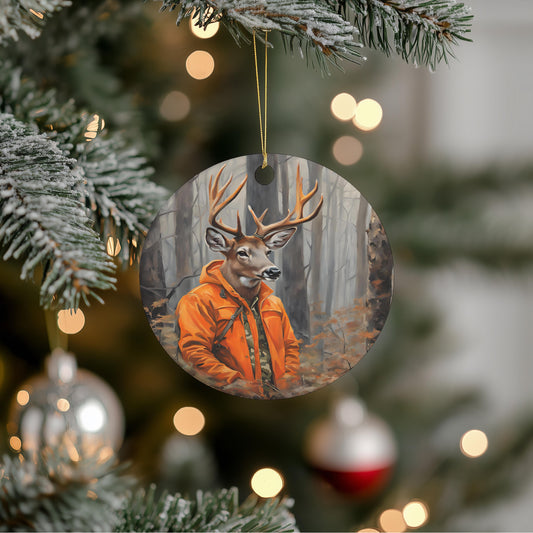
[237,249,249,258]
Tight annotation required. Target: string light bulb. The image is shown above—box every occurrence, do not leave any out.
[173,406,205,436]
[186,51,215,80]
[57,308,85,335]
[84,114,105,141]
[460,429,488,458]
[332,136,363,166]
[330,92,357,121]
[190,16,219,39]
[250,468,284,498]
[402,500,429,528]
[16,390,30,406]
[106,237,121,257]
[353,98,383,131]
[379,509,406,533]
[160,91,191,121]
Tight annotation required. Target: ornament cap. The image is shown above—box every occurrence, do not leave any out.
[46,348,78,384]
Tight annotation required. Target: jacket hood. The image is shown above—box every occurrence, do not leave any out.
[199,260,274,303]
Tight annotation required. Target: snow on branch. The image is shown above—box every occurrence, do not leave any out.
[156,0,472,69]
[0,113,116,309]
[0,0,70,44]
[0,63,169,267]
[157,0,363,68]
[115,485,298,532]
[348,0,473,69]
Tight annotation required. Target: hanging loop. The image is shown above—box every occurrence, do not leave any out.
[253,30,269,169]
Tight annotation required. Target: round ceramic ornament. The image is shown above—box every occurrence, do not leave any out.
[140,154,393,399]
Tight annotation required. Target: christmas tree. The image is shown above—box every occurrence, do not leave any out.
[2,0,533,530]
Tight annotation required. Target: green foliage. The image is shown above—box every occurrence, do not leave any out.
[0,451,131,531]
[155,0,472,69]
[0,113,116,309]
[0,0,70,44]
[0,62,169,271]
[115,485,298,532]
[348,0,473,69]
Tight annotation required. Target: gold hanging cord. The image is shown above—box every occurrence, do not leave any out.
[253,30,269,169]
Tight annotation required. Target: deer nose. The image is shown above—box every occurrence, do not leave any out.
[262,266,281,280]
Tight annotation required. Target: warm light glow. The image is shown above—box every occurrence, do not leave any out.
[403,501,429,528]
[353,98,383,131]
[173,406,205,436]
[460,429,488,458]
[98,446,114,463]
[332,136,363,166]
[190,18,219,39]
[186,51,215,80]
[358,529,379,532]
[106,237,121,257]
[57,308,85,335]
[16,390,30,406]
[29,9,44,19]
[379,509,406,533]
[77,400,106,432]
[251,468,284,498]
[84,114,105,141]
[330,92,357,121]
[0,358,3,389]
[87,490,98,500]
[9,436,22,451]
[159,91,191,122]
[57,398,70,412]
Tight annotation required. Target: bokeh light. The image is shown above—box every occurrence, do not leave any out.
[84,113,105,141]
[330,92,357,121]
[460,429,488,458]
[77,400,106,432]
[56,398,70,412]
[186,51,215,80]
[159,91,191,121]
[379,509,406,533]
[173,406,205,436]
[9,436,22,451]
[106,237,121,257]
[57,308,85,335]
[402,500,429,528]
[29,9,44,19]
[332,136,363,166]
[251,468,284,498]
[16,389,30,406]
[190,18,219,39]
[353,98,383,131]
[358,528,379,532]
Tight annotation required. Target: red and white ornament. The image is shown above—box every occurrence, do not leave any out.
[304,396,396,497]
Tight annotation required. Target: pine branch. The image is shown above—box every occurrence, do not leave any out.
[0,0,70,44]
[0,452,132,531]
[157,0,363,69]
[347,0,473,69]
[115,485,298,532]
[0,113,117,309]
[155,0,472,69]
[0,63,169,267]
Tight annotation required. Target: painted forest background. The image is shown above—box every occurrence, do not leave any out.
[140,154,393,396]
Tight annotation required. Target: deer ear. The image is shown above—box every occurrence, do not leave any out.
[263,227,297,250]
[206,227,231,253]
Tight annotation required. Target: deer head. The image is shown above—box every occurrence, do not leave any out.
[205,165,323,299]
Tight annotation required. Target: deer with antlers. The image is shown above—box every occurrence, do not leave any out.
[175,165,323,398]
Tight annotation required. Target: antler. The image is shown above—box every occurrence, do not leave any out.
[248,164,324,238]
[208,166,248,237]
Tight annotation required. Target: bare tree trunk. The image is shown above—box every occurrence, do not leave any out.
[324,180,338,317]
[174,180,194,296]
[279,164,310,342]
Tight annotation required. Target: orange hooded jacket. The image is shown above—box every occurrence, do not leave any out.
[175,260,300,392]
